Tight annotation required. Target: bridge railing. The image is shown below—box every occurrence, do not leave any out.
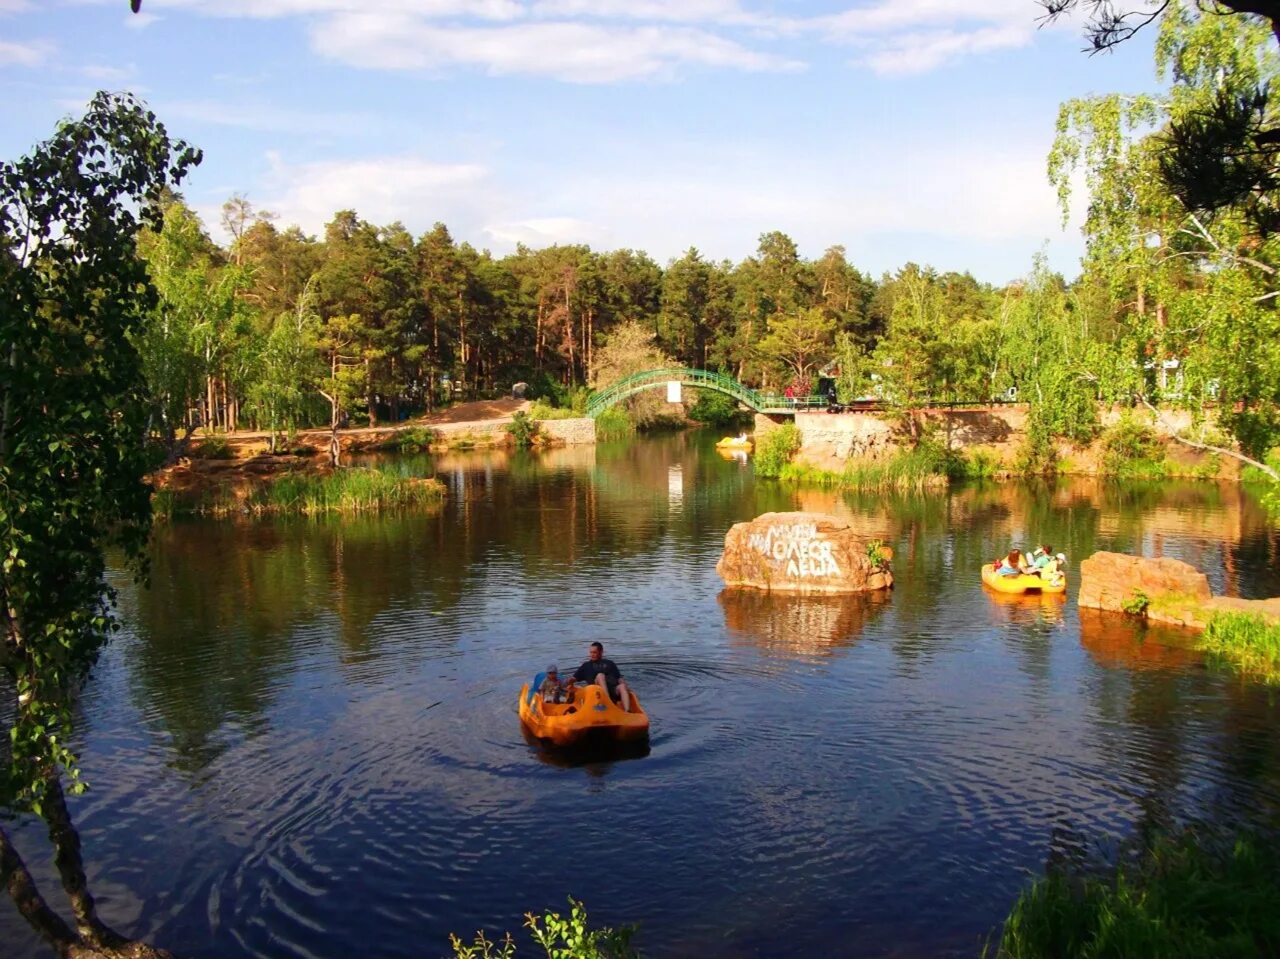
[586,368,767,417]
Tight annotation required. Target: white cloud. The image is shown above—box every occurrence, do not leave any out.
[251,154,492,240]
[310,14,800,81]
[82,62,140,83]
[818,0,1077,74]
[158,98,375,136]
[124,11,160,28]
[148,0,524,21]
[862,23,1031,74]
[97,0,1081,80]
[484,216,612,248]
[0,38,50,66]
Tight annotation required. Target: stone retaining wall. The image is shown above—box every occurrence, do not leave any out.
[538,417,596,445]
[788,404,1214,476]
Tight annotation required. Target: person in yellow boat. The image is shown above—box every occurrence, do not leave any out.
[568,641,633,713]
[538,665,567,704]
[1037,553,1067,587]
[997,549,1028,577]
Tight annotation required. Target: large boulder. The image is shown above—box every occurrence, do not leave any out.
[1078,551,1211,616]
[716,512,893,593]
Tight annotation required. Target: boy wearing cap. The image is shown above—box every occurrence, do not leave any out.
[539,665,567,704]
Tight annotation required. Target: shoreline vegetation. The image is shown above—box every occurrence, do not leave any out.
[153,462,445,519]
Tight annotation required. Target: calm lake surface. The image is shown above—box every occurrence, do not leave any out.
[6,432,1280,958]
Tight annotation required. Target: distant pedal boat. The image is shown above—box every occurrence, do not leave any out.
[981,563,1066,595]
[715,436,753,452]
[519,676,650,748]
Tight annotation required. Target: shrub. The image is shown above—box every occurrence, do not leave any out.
[528,400,580,420]
[595,407,634,442]
[1101,414,1166,477]
[397,427,438,452]
[451,898,638,959]
[506,410,540,449]
[989,830,1280,959]
[191,436,235,460]
[754,423,801,478]
[687,389,750,429]
[1121,590,1151,616]
[866,539,889,569]
[1200,611,1280,683]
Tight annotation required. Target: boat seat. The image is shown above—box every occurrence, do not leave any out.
[528,672,546,706]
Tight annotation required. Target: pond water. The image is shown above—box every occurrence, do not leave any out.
[5,432,1280,958]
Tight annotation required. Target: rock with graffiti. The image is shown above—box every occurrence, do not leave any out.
[716,512,893,594]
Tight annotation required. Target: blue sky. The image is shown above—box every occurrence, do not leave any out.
[2,0,1162,283]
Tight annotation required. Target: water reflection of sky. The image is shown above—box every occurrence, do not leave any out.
[5,434,1280,959]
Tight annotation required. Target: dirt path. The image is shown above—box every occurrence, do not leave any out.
[218,399,532,454]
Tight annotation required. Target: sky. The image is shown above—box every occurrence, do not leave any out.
[1,0,1165,283]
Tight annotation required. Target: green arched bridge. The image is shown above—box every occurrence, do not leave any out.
[585,368,829,419]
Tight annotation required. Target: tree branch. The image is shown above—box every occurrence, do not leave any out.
[1,823,78,953]
[1137,393,1280,480]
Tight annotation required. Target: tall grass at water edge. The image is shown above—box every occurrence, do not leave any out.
[763,435,999,491]
[154,464,443,519]
[594,407,634,442]
[989,830,1280,959]
[1198,611,1280,684]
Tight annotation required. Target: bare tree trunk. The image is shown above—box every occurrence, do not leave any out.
[1,824,77,952]
[42,774,123,949]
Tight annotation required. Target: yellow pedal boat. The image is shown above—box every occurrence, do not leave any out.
[982,563,1067,595]
[519,679,650,748]
[715,436,753,452]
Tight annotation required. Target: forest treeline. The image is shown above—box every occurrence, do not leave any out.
[137,3,1280,486]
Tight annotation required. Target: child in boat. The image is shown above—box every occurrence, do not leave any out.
[539,665,567,704]
[1038,553,1067,587]
[1031,545,1053,571]
[997,549,1025,576]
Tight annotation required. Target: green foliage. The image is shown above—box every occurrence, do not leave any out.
[865,539,888,569]
[1101,414,1167,478]
[990,829,1280,959]
[755,306,835,382]
[753,423,801,478]
[778,445,950,491]
[192,436,235,460]
[161,465,443,518]
[686,389,750,429]
[506,410,540,448]
[0,92,200,811]
[1200,611,1280,683]
[594,407,633,441]
[383,426,438,453]
[1122,590,1151,616]
[591,321,682,430]
[451,898,639,959]
[529,399,581,420]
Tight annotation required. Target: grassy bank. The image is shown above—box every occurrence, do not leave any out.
[757,427,999,491]
[1198,611,1280,684]
[990,829,1280,958]
[154,464,445,520]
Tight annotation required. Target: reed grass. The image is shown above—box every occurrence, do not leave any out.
[1199,611,1280,684]
[990,831,1280,959]
[594,407,633,441]
[775,445,950,491]
[153,464,444,519]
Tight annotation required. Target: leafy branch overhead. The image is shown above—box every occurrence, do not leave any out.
[1043,0,1280,235]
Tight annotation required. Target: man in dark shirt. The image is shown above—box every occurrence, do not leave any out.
[569,641,632,713]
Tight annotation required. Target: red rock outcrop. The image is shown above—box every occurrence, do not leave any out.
[716,512,893,594]
[1078,551,1210,614]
